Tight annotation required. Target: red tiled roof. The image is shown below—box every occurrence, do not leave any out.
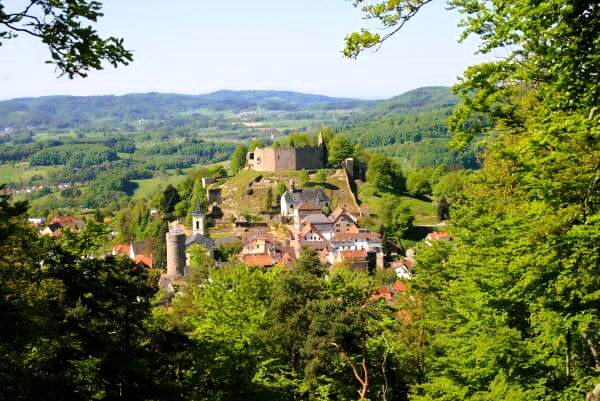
[51,216,77,229]
[426,231,451,241]
[340,249,368,260]
[331,231,381,243]
[392,280,407,293]
[134,254,153,268]
[297,223,325,240]
[113,244,130,255]
[371,284,393,301]
[243,253,275,266]
[390,258,414,269]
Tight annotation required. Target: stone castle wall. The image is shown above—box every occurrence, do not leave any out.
[293,146,324,170]
[248,145,324,172]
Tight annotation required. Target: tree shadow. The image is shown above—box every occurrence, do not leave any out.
[304,181,339,190]
[123,180,139,196]
[405,225,435,242]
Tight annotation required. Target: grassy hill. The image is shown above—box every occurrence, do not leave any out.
[216,169,359,217]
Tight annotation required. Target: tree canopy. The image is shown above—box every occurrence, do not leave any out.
[0,0,132,77]
[345,0,600,399]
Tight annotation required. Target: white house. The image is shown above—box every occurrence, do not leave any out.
[280,180,330,217]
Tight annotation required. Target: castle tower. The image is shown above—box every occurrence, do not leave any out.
[192,199,205,236]
[166,228,186,277]
[317,131,327,165]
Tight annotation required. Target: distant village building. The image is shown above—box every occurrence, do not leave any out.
[425,231,452,246]
[293,201,325,225]
[280,180,330,217]
[40,216,84,237]
[240,231,293,267]
[390,259,414,280]
[27,217,46,227]
[330,206,359,233]
[112,239,156,268]
[246,133,326,172]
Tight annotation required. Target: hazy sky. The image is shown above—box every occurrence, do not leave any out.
[0,1,489,100]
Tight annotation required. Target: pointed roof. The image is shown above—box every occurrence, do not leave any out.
[185,233,214,250]
[331,207,358,224]
[193,199,203,216]
[330,206,346,220]
[297,223,326,241]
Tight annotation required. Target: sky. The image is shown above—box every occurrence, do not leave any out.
[0,0,489,100]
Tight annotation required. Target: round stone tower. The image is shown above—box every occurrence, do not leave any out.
[166,228,186,277]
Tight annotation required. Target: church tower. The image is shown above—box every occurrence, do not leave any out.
[192,199,205,236]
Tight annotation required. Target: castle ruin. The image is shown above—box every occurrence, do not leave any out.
[246,133,326,172]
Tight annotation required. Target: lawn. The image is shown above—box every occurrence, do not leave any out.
[132,174,189,200]
[357,181,438,225]
[0,163,61,184]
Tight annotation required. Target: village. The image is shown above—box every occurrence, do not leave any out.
[28,134,452,302]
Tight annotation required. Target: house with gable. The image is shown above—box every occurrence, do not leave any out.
[425,231,452,246]
[291,223,329,253]
[242,231,277,255]
[297,213,334,239]
[293,201,326,225]
[112,238,156,268]
[280,180,330,218]
[330,206,359,233]
[329,230,384,268]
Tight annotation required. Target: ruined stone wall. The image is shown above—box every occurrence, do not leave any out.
[294,146,324,170]
[273,148,297,171]
[248,145,325,172]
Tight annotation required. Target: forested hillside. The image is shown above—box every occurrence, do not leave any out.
[338,87,476,168]
[0,87,475,168]
[0,90,373,130]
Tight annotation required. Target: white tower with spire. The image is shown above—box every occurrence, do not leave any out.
[192,200,205,236]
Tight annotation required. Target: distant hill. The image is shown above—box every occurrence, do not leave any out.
[0,90,374,130]
[337,87,476,169]
[0,86,476,169]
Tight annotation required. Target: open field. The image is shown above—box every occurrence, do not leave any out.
[0,163,61,184]
[357,181,437,225]
[132,174,189,200]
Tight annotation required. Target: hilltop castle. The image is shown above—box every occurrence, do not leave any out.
[246,133,326,172]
